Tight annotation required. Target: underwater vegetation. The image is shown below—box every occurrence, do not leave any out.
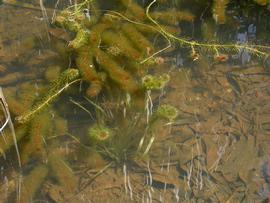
[212,0,270,24]
[88,123,112,144]
[52,0,193,98]
[212,0,230,24]
[142,74,170,90]
[251,0,270,6]
[0,0,270,202]
[16,69,80,124]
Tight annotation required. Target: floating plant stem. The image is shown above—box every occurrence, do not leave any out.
[16,69,80,124]
[146,0,270,57]
[140,35,171,64]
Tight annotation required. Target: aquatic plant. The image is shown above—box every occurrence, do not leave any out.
[43,0,270,164]
[16,69,80,124]
[142,73,170,123]
[142,74,170,91]
[51,0,194,100]
[96,114,145,163]
[1,1,270,202]
[48,153,77,193]
[212,0,229,24]
[88,124,112,144]
[146,0,270,59]
[34,0,269,126]
[154,104,178,122]
[252,0,269,6]
[20,111,52,165]
[0,126,27,157]
[18,164,49,203]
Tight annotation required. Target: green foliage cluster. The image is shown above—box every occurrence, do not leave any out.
[142,74,170,90]
[154,104,178,121]
[88,124,112,143]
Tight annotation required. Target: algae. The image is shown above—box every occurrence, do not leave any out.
[48,153,77,193]
[20,111,52,165]
[19,165,49,203]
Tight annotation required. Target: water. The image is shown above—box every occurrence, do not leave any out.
[0,0,270,202]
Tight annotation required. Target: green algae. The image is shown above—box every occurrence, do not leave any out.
[0,126,27,156]
[48,153,77,193]
[19,165,49,203]
[20,111,52,165]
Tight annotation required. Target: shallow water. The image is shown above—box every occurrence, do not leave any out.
[0,0,270,202]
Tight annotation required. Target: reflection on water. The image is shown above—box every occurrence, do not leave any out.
[0,0,270,202]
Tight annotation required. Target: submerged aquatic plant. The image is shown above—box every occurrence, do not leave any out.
[16,69,80,124]
[88,124,112,143]
[154,104,178,122]
[142,73,170,123]
[1,0,270,202]
[146,0,270,59]
[212,0,230,24]
[254,0,269,5]
[142,74,170,91]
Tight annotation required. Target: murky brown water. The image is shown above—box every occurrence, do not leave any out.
[0,0,270,202]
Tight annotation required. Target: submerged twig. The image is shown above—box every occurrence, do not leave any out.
[70,98,94,119]
[0,87,21,167]
[71,161,113,200]
[84,96,106,115]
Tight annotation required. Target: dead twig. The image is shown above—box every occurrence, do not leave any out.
[0,87,21,167]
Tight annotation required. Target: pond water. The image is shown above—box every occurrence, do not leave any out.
[0,0,270,202]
